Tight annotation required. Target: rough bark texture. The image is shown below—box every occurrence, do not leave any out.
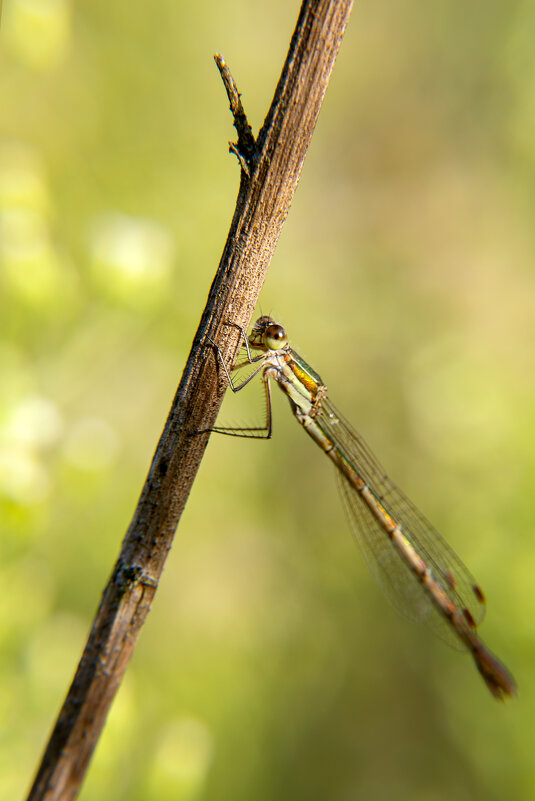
[27,1,354,799]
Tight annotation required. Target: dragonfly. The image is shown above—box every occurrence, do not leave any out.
[209,315,517,700]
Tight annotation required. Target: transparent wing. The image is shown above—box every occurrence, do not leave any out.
[319,399,486,650]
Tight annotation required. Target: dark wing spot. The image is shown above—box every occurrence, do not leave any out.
[463,608,477,628]
[472,584,486,604]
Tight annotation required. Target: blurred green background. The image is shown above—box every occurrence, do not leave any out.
[1,0,534,799]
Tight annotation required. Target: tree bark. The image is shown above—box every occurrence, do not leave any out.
[26,1,354,798]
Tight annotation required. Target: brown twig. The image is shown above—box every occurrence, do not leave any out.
[215,52,256,174]
[26,1,354,799]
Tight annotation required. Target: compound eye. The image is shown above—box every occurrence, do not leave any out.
[264,324,287,350]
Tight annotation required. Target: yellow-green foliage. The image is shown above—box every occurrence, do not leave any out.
[1,1,532,799]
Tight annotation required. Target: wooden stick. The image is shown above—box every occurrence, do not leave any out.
[26,2,354,798]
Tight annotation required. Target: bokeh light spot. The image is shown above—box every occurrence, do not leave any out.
[147,717,213,801]
[3,0,72,70]
[90,213,175,309]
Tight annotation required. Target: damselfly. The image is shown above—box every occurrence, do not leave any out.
[210,316,516,699]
